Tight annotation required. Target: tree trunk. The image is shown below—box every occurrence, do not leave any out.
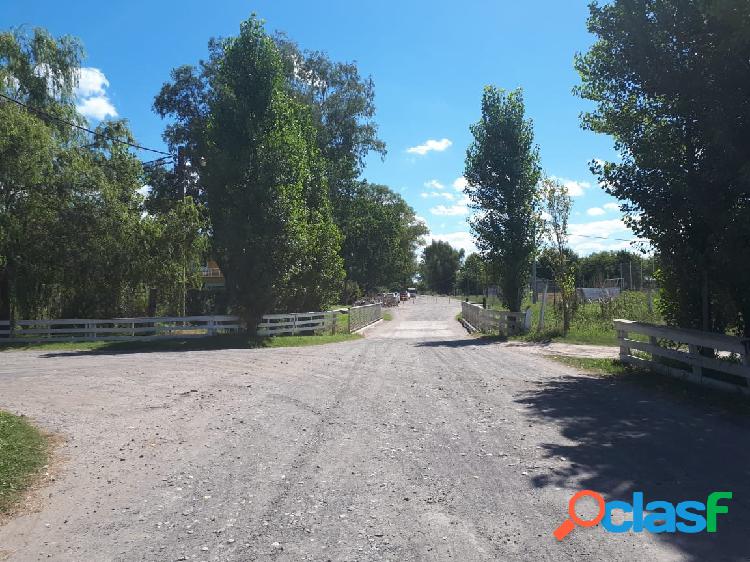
[701,269,710,332]
[0,265,9,338]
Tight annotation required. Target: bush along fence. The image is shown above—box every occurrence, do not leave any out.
[0,304,384,343]
[460,301,531,336]
[614,319,750,394]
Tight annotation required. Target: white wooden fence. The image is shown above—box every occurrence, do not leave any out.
[614,319,750,394]
[0,315,240,343]
[347,303,383,333]
[460,302,531,336]
[0,304,385,344]
[256,311,342,336]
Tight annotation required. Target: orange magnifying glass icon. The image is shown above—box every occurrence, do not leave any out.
[553,490,606,541]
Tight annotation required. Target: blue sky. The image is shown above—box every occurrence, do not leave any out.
[3,0,639,255]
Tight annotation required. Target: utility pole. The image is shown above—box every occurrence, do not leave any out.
[629,261,633,292]
[177,146,187,318]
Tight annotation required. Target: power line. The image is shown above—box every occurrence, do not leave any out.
[569,233,647,243]
[0,92,170,156]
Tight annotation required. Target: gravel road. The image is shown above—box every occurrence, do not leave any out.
[0,296,748,561]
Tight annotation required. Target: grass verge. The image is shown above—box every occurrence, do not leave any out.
[0,411,48,516]
[382,312,393,321]
[0,333,362,354]
[548,355,630,375]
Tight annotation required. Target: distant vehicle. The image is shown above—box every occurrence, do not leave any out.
[400,291,409,301]
[407,287,417,298]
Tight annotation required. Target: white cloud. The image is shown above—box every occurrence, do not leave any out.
[430,203,469,216]
[421,191,455,201]
[567,218,642,255]
[424,179,445,190]
[429,193,471,216]
[550,175,591,197]
[407,138,452,155]
[586,207,606,216]
[75,67,117,121]
[425,231,477,255]
[603,202,619,211]
[569,218,630,239]
[76,95,118,120]
[76,68,109,97]
[452,176,468,191]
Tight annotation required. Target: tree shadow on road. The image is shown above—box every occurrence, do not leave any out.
[516,369,750,562]
[414,335,508,348]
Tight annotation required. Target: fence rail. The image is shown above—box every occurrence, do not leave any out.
[460,302,531,336]
[0,315,240,343]
[614,319,750,394]
[348,303,382,332]
[256,311,342,336]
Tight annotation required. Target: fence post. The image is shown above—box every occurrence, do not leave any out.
[688,344,703,382]
[617,328,629,361]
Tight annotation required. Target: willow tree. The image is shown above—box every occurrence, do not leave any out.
[464,87,541,312]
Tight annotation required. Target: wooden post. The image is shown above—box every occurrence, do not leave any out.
[617,328,630,361]
[688,344,703,382]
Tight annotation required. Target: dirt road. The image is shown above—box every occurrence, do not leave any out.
[0,297,747,561]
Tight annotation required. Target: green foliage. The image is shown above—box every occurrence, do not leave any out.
[517,290,662,346]
[457,253,486,296]
[155,17,344,324]
[464,87,541,311]
[1,27,208,320]
[0,410,48,514]
[273,34,386,204]
[338,182,427,293]
[542,177,575,334]
[420,240,463,294]
[576,0,750,336]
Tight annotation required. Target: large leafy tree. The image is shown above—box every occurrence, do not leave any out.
[0,27,80,321]
[154,17,344,324]
[1,27,207,321]
[338,182,427,294]
[457,253,486,296]
[420,241,463,295]
[576,0,750,335]
[273,34,386,215]
[464,87,541,311]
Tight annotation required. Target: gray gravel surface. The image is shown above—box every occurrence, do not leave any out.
[0,296,747,561]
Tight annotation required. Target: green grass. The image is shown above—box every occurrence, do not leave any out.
[0,411,48,515]
[463,291,662,347]
[549,355,630,375]
[263,333,362,347]
[0,332,362,353]
[382,312,393,321]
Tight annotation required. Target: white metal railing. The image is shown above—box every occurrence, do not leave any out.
[460,302,531,336]
[256,311,343,336]
[347,303,382,332]
[614,319,750,394]
[0,315,240,343]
